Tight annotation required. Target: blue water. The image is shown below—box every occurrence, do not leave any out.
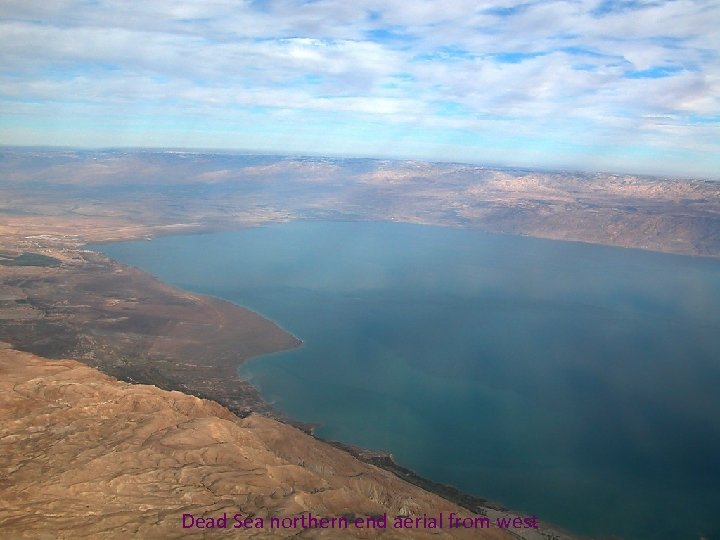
[91,221,720,540]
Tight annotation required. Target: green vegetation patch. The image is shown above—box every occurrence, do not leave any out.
[0,252,62,267]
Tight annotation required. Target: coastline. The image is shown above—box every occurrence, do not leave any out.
[0,230,576,539]
[82,240,579,540]
[2,150,719,539]
[2,347,519,540]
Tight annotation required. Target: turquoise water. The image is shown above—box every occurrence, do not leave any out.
[92,221,720,540]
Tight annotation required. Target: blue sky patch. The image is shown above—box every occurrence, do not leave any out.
[433,100,474,117]
[592,0,665,17]
[483,3,531,17]
[624,65,683,78]
[492,51,546,63]
[365,28,414,43]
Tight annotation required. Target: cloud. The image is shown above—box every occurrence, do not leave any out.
[0,0,718,177]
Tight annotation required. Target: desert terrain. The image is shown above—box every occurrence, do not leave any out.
[0,245,299,420]
[4,147,718,539]
[2,149,719,257]
[3,348,543,539]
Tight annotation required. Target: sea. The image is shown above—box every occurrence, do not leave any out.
[91,220,720,540]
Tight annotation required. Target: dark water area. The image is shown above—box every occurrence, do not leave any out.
[91,221,720,540]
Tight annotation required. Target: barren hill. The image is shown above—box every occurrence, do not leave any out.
[2,149,719,258]
[0,347,534,539]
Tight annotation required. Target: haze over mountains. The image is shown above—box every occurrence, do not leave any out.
[2,149,719,258]
[2,0,718,537]
[1,147,719,539]
[3,1,719,178]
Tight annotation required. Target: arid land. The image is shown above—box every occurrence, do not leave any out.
[2,148,719,257]
[2,348,533,540]
[3,147,718,538]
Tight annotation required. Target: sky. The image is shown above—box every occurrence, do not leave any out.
[1,0,719,178]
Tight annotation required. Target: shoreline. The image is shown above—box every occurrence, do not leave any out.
[1,347,519,539]
[83,240,579,540]
[0,232,577,539]
[19,219,705,539]
[16,220,720,539]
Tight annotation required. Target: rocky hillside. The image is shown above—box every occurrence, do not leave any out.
[2,149,719,258]
[0,348,536,539]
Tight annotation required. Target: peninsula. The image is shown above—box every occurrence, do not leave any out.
[3,148,718,538]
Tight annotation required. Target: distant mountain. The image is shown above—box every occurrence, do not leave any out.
[2,148,718,257]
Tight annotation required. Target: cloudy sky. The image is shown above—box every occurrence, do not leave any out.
[1,0,719,177]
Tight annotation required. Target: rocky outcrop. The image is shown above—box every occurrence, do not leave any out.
[1,348,516,539]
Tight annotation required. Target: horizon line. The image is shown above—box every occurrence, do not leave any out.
[1,143,716,183]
